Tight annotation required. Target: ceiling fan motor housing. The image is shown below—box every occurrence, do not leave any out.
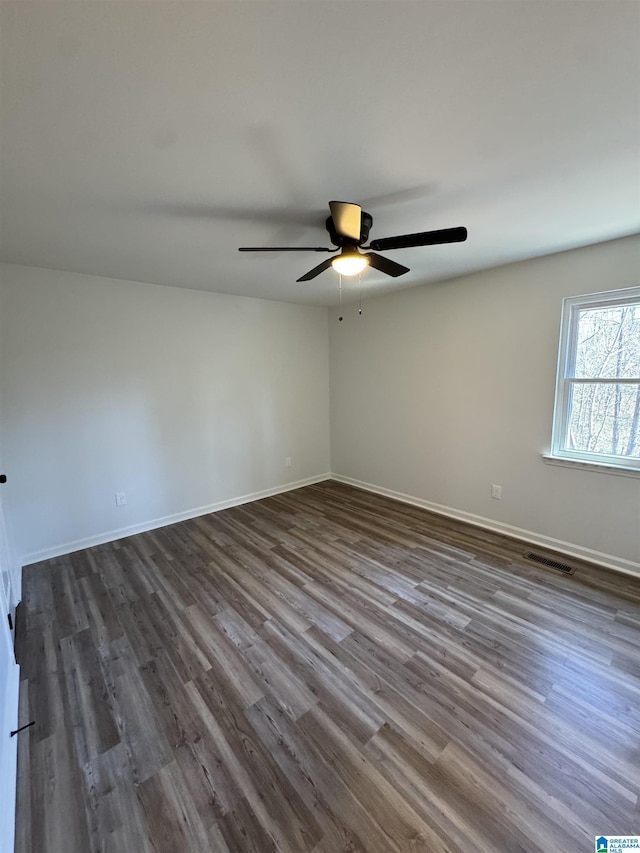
[325,210,373,247]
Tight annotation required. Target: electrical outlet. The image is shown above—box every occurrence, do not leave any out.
[285,457,292,468]
[115,491,127,506]
[491,484,502,500]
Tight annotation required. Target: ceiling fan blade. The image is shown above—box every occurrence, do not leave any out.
[329,201,362,241]
[369,226,467,251]
[364,252,410,278]
[296,257,335,282]
[239,246,335,252]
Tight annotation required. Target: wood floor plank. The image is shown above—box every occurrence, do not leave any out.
[245,695,409,853]
[79,572,124,646]
[136,759,214,852]
[214,607,318,720]
[246,695,372,853]
[296,704,457,853]
[259,619,386,744]
[363,723,533,853]
[15,480,640,853]
[185,677,316,853]
[183,605,265,709]
[30,729,92,853]
[58,628,120,764]
[15,679,32,853]
[82,743,154,853]
[99,635,174,785]
[26,620,65,745]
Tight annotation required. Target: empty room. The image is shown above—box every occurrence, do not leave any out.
[1,2,639,852]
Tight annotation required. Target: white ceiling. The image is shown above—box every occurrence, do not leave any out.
[1,1,639,307]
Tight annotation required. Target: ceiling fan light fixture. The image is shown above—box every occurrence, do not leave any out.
[240,200,466,282]
[331,250,368,277]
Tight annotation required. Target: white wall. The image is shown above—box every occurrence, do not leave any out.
[2,237,639,575]
[330,235,640,575]
[0,264,330,563]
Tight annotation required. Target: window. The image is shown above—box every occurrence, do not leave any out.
[550,286,640,472]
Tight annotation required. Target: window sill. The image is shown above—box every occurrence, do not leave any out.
[542,454,640,479]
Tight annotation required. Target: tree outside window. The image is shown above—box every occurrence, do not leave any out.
[551,287,640,471]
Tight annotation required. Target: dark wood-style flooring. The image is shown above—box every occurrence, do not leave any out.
[15,481,640,852]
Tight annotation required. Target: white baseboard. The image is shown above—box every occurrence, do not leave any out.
[22,470,639,579]
[330,473,640,579]
[21,473,332,566]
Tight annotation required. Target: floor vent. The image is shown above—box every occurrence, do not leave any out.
[525,553,576,574]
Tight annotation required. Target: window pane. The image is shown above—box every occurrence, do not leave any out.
[566,382,640,458]
[575,303,640,379]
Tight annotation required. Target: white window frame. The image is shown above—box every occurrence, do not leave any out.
[549,285,640,473]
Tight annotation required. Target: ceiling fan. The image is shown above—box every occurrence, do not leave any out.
[239,201,467,282]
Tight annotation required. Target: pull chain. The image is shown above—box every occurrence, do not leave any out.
[358,271,362,315]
